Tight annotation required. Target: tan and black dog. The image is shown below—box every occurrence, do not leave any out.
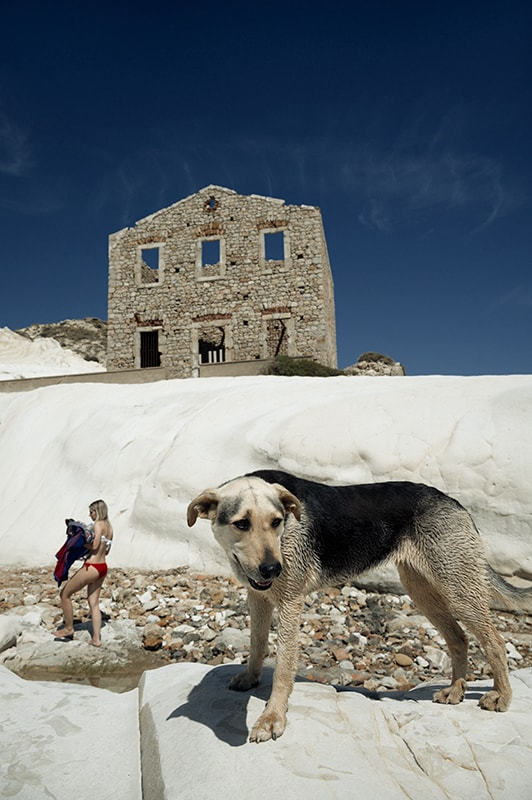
[187,469,532,743]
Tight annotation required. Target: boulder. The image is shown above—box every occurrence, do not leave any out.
[0,614,21,652]
[344,351,405,376]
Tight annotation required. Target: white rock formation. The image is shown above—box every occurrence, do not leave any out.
[1,334,532,798]
[0,373,531,588]
[3,662,532,800]
[0,327,105,380]
[16,317,107,366]
[140,663,532,799]
[0,665,141,800]
[0,614,21,652]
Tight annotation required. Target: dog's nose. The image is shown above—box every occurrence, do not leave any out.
[259,561,282,580]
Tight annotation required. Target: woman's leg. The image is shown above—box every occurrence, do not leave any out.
[87,572,105,646]
[54,566,92,637]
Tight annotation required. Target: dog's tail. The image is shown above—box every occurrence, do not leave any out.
[488,565,532,613]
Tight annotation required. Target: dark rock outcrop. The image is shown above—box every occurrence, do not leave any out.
[16,318,107,366]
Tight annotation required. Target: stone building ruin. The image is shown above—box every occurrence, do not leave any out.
[107,185,337,378]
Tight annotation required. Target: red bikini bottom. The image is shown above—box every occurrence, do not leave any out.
[84,562,108,579]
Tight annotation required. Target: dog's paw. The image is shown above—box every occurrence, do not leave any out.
[249,710,286,743]
[478,690,510,712]
[433,678,467,705]
[229,671,260,692]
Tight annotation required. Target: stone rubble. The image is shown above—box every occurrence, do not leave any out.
[1,565,531,692]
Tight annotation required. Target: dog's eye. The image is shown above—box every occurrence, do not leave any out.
[233,519,250,531]
[271,518,282,529]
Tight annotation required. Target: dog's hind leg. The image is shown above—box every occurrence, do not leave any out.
[397,563,470,705]
[398,561,512,711]
[429,556,512,711]
[450,597,512,712]
[229,590,274,692]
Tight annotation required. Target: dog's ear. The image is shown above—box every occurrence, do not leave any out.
[273,484,302,521]
[187,491,220,526]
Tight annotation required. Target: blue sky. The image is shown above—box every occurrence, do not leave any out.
[1,1,531,374]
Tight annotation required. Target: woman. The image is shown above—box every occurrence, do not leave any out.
[53,499,113,647]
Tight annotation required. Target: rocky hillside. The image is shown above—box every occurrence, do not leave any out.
[16,318,107,366]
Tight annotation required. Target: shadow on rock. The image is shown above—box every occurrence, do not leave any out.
[165,666,482,747]
[166,665,272,747]
[335,681,487,703]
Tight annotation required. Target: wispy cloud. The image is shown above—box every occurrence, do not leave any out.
[497,286,532,308]
[352,147,511,235]
[0,113,31,177]
[208,133,519,237]
[84,117,523,239]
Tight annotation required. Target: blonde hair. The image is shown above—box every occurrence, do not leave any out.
[89,499,109,521]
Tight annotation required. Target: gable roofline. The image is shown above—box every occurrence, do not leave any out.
[112,185,319,235]
[176,185,319,212]
[132,186,236,227]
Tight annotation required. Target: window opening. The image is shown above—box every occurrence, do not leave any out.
[198,327,226,364]
[140,247,160,284]
[266,319,287,357]
[196,236,225,279]
[201,239,221,268]
[140,330,161,368]
[203,195,219,212]
[264,231,284,261]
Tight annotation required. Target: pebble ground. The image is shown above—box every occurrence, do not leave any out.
[1,565,531,692]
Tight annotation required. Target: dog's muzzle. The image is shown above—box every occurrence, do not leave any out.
[248,560,282,591]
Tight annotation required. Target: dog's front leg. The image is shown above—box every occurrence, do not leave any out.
[249,595,303,743]
[229,589,274,692]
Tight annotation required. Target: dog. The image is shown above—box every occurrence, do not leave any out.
[187,469,532,742]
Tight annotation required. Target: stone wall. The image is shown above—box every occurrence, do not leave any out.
[107,185,337,378]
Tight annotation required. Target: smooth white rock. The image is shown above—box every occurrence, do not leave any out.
[0,327,104,379]
[21,609,43,626]
[0,614,21,652]
[138,663,532,800]
[0,665,141,800]
[2,660,531,799]
[0,615,144,674]
[0,375,531,590]
[1,334,531,800]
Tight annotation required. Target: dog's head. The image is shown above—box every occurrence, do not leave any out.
[187,476,301,592]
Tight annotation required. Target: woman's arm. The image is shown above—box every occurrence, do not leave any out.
[90,520,104,552]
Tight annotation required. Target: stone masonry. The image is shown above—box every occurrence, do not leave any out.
[107,185,337,378]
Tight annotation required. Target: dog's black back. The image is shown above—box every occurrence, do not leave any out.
[248,469,464,579]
